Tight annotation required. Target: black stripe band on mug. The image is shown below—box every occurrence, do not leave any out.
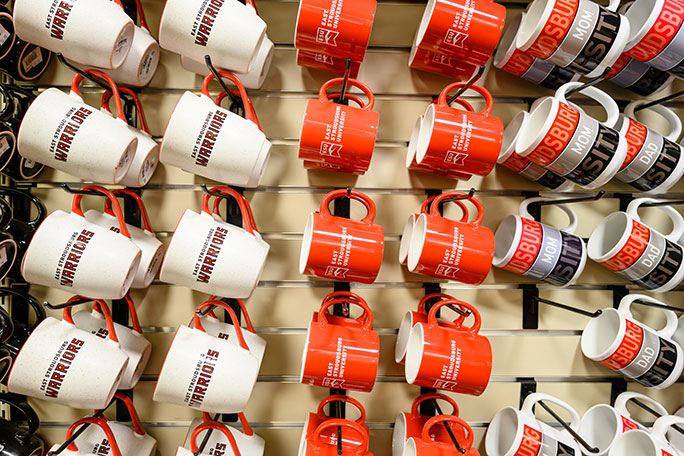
[633,239,683,290]
[610,58,652,88]
[540,64,579,90]
[635,338,679,387]
[621,231,664,281]
[547,111,599,176]
[535,168,569,189]
[521,59,555,85]
[563,124,621,186]
[525,224,563,281]
[567,8,622,74]
[630,138,683,191]
[541,432,577,456]
[629,65,673,96]
[545,231,584,286]
[551,0,600,67]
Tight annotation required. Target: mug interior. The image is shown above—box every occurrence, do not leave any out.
[404,438,418,456]
[404,323,425,383]
[579,405,619,453]
[625,0,658,46]
[610,431,656,456]
[494,13,523,67]
[407,214,428,271]
[415,105,436,164]
[299,213,315,274]
[486,407,520,456]
[581,310,621,360]
[516,0,552,49]
[586,212,629,261]
[399,215,415,265]
[406,117,423,167]
[394,311,414,363]
[493,215,520,267]
[516,98,554,154]
[415,0,438,45]
[392,414,407,456]
[499,112,527,162]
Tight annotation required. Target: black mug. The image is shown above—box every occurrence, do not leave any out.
[0,288,46,360]
[0,4,15,64]
[0,85,36,123]
[0,119,44,181]
[0,197,17,281]
[0,392,44,456]
[0,305,12,345]
[0,36,51,82]
[0,188,46,279]
[0,347,11,384]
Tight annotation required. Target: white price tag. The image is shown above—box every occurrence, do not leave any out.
[22,47,43,73]
[0,24,10,47]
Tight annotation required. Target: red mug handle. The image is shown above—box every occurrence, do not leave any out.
[71,185,132,239]
[319,189,376,224]
[321,291,370,325]
[421,415,473,450]
[93,392,146,436]
[90,294,143,335]
[201,187,257,235]
[193,300,250,351]
[190,421,242,455]
[101,87,152,134]
[318,78,375,111]
[71,70,127,122]
[411,393,459,417]
[312,419,369,454]
[417,293,468,329]
[318,296,374,332]
[316,395,367,424]
[66,417,122,456]
[429,191,484,227]
[216,90,262,132]
[202,71,259,126]
[62,297,120,344]
[208,188,259,234]
[103,189,155,235]
[132,0,150,31]
[427,298,481,335]
[206,296,257,335]
[201,411,255,436]
[437,82,493,117]
[420,195,469,223]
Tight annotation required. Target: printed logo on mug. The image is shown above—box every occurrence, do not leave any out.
[160,70,271,188]
[296,49,361,77]
[299,78,379,175]
[582,294,683,389]
[588,197,684,292]
[405,298,492,396]
[183,412,265,456]
[494,197,587,287]
[407,191,494,285]
[300,189,384,284]
[516,82,628,189]
[300,291,379,392]
[615,100,684,194]
[408,44,479,80]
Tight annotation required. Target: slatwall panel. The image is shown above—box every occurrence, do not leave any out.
[11,0,684,454]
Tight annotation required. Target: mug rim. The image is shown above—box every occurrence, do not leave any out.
[579,403,622,455]
[586,212,633,263]
[516,0,555,51]
[498,111,528,164]
[515,97,557,157]
[398,214,416,266]
[415,0,438,47]
[624,0,664,52]
[493,13,524,69]
[492,214,523,267]
[299,212,315,274]
[407,213,429,271]
[580,308,625,360]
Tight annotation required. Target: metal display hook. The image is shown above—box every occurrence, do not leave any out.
[446,65,486,105]
[537,401,600,454]
[633,87,684,112]
[55,53,110,91]
[204,55,244,117]
[430,400,466,454]
[44,297,94,311]
[633,299,683,314]
[527,190,605,209]
[639,199,684,207]
[334,58,353,105]
[564,66,613,98]
[531,296,603,318]
[629,399,684,436]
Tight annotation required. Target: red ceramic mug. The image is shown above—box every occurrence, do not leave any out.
[294,0,377,62]
[405,298,492,396]
[299,78,379,174]
[302,395,369,452]
[306,419,371,456]
[408,191,494,285]
[296,50,361,77]
[415,82,503,177]
[414,0,506,66]
[300,189,384,284]
[405,415,478,455]
[300,291,379,392]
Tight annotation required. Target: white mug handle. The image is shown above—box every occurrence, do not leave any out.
[626,197,684,243]
[521,392,582,430]
[607,0,621,11]
[614,391,670,420]
[624,101,682,142]
[651,415,684,441]
[555,82,620,128]
[519,197,578,234]
[617,294,679,339]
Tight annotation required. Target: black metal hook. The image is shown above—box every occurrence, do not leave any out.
[46,411,105,456]
[334,58,353,105]
[431,400,466,454]
[565,66,612,98]
[423,293,471,318]
[446,65,486,105]
[633,86,684,112]
[532,296,603,318]
[59,183,110,197]
[55,54,111,91]
[633,299,683,314]
[44,297,95,311]
[527,190,605,210]
[629,399,684,436]
[195,413,221,455]
[205,55,245,117]
[537,401,600,454]
[441,188,476,203]
[638,199,684,208]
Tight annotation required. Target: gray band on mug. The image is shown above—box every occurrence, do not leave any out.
[525,224,563,280]
[609,58,651,88]
[619,325,659,379]
[546,111,599,176]
[522,58,555,84]
[646,18,684,71]
[550,0,600,67]
[566,8,622,74]
[621,231,665,281]
[635,337,679,387]
[633,239,684,290]
[616,127,663,183]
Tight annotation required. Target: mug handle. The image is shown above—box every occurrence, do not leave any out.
[202,411,256,437]
[626,198,684,243]
[216,90,262,131]
[327,92,365,108]
[617,294,679,339]
[519,197,579,234]
[133,0,150,31]
[102,189,156,235]
[437,82,493,117]
[209,189,260,234]
[0,85,14,121]
[63,297,121,345]
[318,78,375,111]
[312,419,369,453]
[411,392,459,417]
[418,293,468,328]
[66,417,122,456]
[190,421,242,455]
[427,298,481,333]
[429,191,484,227]
[0,287,46,330]
[614,391,670,420]
[420,194,470,223]
[201,187,258,235]
[0,187,47,228]
[71,185,132,239]
[651,415,684,442]
[319,189,377,225]
[624,101,682,142]
[318,295,374,332]
[317,395,367,424]
[421,415,473,450]
[91,294,144,335]
[93,392,147,437]
[71,70,127,123]
[206,296,257,335]
[554,82,620,128]
[101,87,152,135]
[202,71,259,126]
[520,392,582,430]
[607,0,622,11]
[321,291,370,325]
[0,392,40,440]
[194,300,250,351]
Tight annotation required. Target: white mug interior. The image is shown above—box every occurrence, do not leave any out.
[485,407,521,456]
[581,308,622,360]
[498,111,528,163]
[392,413,407,456]
[580,405,620,454]
[404,323,426,384]
[398,215,416,265]
[394,311,415,363]
[610,430,658,456]
[516,0,555,51]
[299,213,315,274]
[493,13,523,69]
[587,212,631,262]
[624,0,661,51]
[515,97,556,156]
[493,214,522,268]
[406,117,423,168]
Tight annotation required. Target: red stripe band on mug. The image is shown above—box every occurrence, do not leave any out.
[515,424,542,456]
[600,219,651,271]
[502,152,531,172]
[626,0,684,62]
[633,239,683,290]
[620,415,641,432]
[501,49,536,76]
[629,138,683,192]
[526,102,580,166]
[563,124,621,186]
[526,0,580,59]
[598,319,644,370]
[620,118,649,171]
[606,54,632,79]
[566,8,622,74]
[504,218,543,275]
